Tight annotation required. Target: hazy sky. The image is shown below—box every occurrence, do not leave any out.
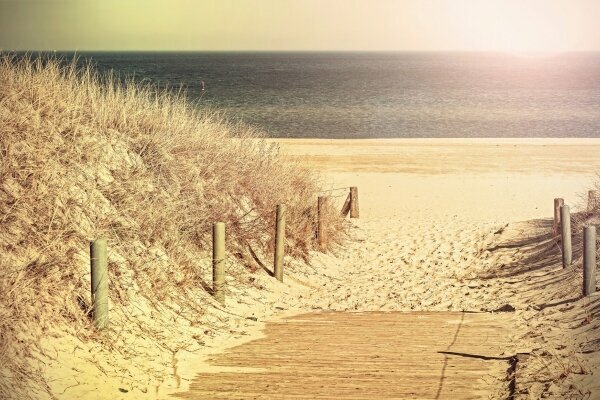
[1,0,600,52]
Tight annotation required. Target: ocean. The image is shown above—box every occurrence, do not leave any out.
[61,52,600,138]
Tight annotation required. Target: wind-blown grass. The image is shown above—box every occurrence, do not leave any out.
[0,55,345,399]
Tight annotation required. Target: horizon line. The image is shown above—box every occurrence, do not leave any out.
[3,49,600,54]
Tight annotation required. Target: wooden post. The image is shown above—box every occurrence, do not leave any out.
[274,204,285,282]
[212,222,226,304]
[90,239,108,330]
[340,190,351,217]
[588,190,598,211]
[560,205,572,268]
[553,198,564,236]
[317,196,328,251]
[350,186,359,218]
[583,225,597,296]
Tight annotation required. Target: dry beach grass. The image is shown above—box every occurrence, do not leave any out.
[0,56,345,399]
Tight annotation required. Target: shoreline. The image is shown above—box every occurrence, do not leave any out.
[271,137,600,144]
[270,138,600,176]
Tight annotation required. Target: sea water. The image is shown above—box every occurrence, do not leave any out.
[54,51,600,138]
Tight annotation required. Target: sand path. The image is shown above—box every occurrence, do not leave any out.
[177,139,599,399]
[34,140,598,399]
[177,214,523,398]
[298,216,509,313]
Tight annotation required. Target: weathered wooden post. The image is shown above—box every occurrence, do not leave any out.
[317,196,328,251]
[340,189,352,217]
[212,222,226,304]
[588,190,598,211]
[553,198,564,236]
[583,225,597,296]
[560,205,572,268]
[350,186,359,219]
[90,239,108,330]
[274,204,285,282]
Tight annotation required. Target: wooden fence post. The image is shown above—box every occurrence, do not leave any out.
[274,204,285,282]
[212,222,226,304]
[553,198,564,236]
[340,190,351,217]
[588,190,598,211]
[90,239,108,330]
[317,196,328,251]
[350,187,359,219]
[560,205,572,268]
[583,225,597,296]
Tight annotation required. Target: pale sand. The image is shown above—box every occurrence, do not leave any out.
[40,139,600,399]
[274,138,600,220]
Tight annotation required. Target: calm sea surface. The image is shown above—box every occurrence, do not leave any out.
[60,52,600,138]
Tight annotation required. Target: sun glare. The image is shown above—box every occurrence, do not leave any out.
[441,0,573,53]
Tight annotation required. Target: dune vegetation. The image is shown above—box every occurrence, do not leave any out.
[0,55,346,399]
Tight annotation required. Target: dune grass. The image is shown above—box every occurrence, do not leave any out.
[0,55,346,399]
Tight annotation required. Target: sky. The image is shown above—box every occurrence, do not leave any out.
[1,0,600,52]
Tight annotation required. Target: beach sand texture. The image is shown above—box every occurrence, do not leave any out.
[41,139,600,399]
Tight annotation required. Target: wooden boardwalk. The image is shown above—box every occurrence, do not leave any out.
[176,312,513,399]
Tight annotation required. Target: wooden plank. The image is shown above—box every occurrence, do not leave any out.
[583,225,597,296]
[90,239,108,330]
[340,192,351,217]
[561,205,572,267]
[176,312,512,399]
[350,186,359,218]
[212,222,226,304]
[553,198,564,236]
[317,196,328,251]
[273,204,285,282]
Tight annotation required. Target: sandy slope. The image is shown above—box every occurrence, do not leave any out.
[41,139,600,399]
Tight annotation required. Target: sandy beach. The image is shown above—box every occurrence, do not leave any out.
[275,138,600,220]
[4,5,600,398]
[37,138,600,399]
